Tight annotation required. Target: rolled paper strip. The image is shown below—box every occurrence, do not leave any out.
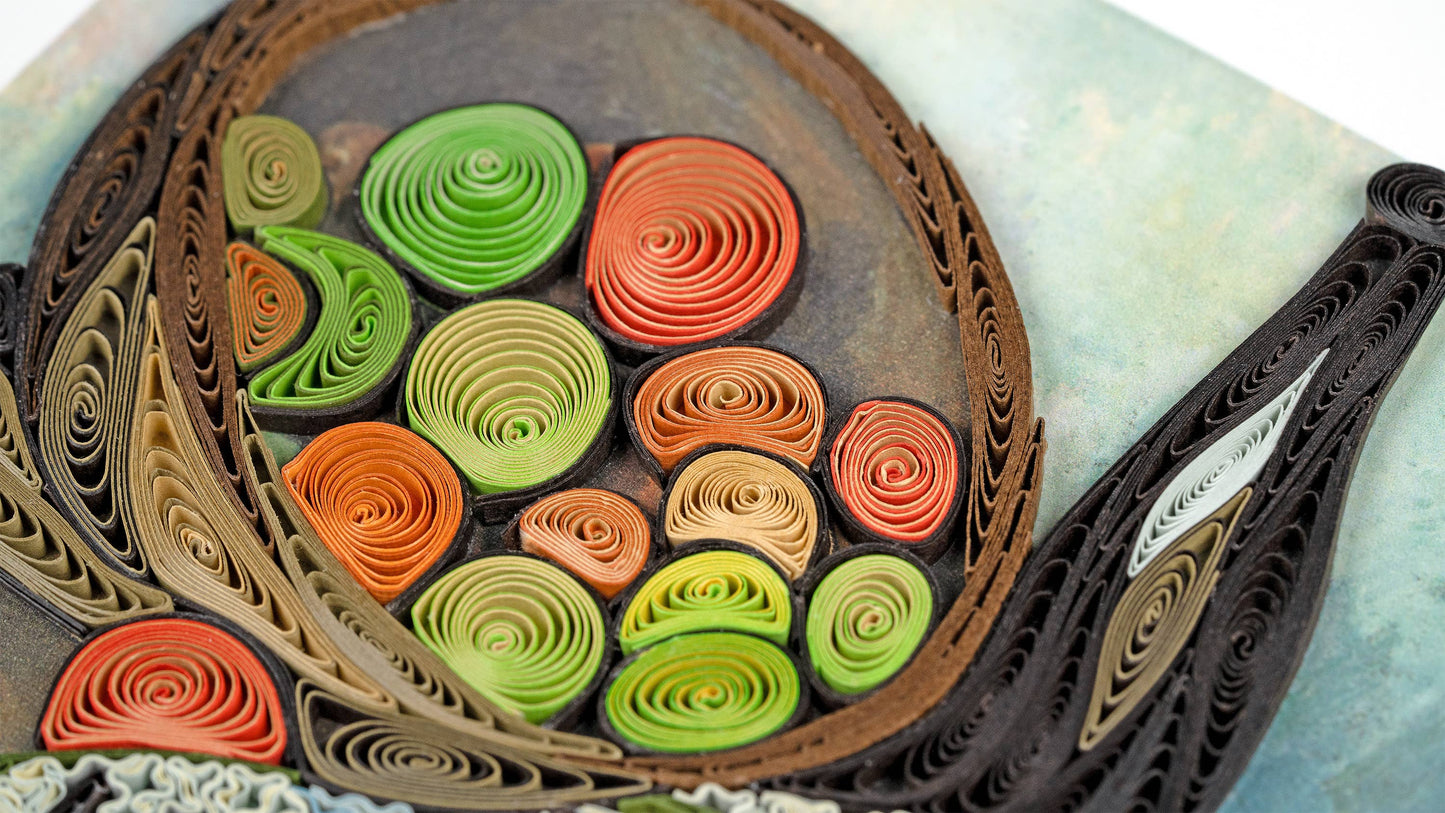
[518,488,650,600]
[825,398,962,560]
[358,103,589,299]
[40,617,288,764]
[584,137,802,349]
[0,444,172,630]
[602,631,801,753]
[405,298,613,500]
[1365,162,1445,244]
[282,422,465,604]
[0,263,19,369]
[227,242,310,373]
[1080,488,1251,750]
[294,681,648,809]
[411,555,606,724]
[0,370,41,490]
[237,391,623,762]
[1129,352,1325,577]
[618,548,790,655]
[629,344,825,474]
[804,553,933,696]
[663,449,821,580]
[127,299,392,711]
[38,217,155,575]
[247,228,412,420]
[222,114,328,234]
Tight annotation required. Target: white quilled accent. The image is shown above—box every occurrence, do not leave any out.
[1128,350,1328,577]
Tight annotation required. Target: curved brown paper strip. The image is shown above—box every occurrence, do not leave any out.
[0,373,171,631]
[36,218,155,576]
[295,680,648,811]
[123,297,392,713]
[0,368,42,491]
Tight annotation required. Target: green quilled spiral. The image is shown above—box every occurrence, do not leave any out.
[246,228,411,412]
[618,549,790,655]
[222,114,328,235]
[604,631,800,753]
[359,103,588,296]
[405,298,611,494]
[805,553,933,696]
[410,555,605,724]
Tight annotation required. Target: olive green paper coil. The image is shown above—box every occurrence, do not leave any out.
[247,228,411,413]
[618,549,790,655]
[222,114,328,235]
[411,555,606,724]
[805,553,932,696]
[359,103,588,296]
[405,298,611,494]
[603,631,800,753]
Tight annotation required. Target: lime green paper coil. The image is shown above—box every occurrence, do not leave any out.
[604,632,799,753]
[618,550,790,655]
[359,103,588,296]
[805,554,932,695]
[410,555,605,724]
[247,228,411,411]
[222,115,328,234]
[405,298,611,494]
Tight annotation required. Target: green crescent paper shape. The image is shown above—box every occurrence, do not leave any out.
[247,228,411,412]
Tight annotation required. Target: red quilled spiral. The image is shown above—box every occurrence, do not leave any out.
[584,137,801,349]
[39,617,288,764]
[826,399,961,561]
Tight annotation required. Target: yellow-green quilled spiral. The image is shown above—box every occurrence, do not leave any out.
[221,114,328,234]
[405,298,612,494]
[618,550,790,655]
[410,555,605,724]
[604,632,800,753]
[359,103,588,296]
[805,554,933,696]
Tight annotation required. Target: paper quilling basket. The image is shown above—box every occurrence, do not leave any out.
[1,1,1442,811]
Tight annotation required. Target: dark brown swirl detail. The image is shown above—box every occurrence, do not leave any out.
[758,167,1445,811]
[154,78,265,552]
[16,30,201,416]
[1366,162,1445,244]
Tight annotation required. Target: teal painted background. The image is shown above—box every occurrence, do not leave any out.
[1,1,1439,810]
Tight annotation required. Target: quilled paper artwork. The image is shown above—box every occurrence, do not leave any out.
[0,0,1440,811]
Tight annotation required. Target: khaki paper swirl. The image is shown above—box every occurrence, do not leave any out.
[663,449,819,580]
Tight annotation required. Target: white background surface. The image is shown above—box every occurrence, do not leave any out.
[2,0,1444,169]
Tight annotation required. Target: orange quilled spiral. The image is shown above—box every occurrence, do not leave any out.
[584,137,801,347]
[518,488,650,599]
[40,617,288,764]
[282,421,465,604]
[631,345,825,474]
[226,241,308,373]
